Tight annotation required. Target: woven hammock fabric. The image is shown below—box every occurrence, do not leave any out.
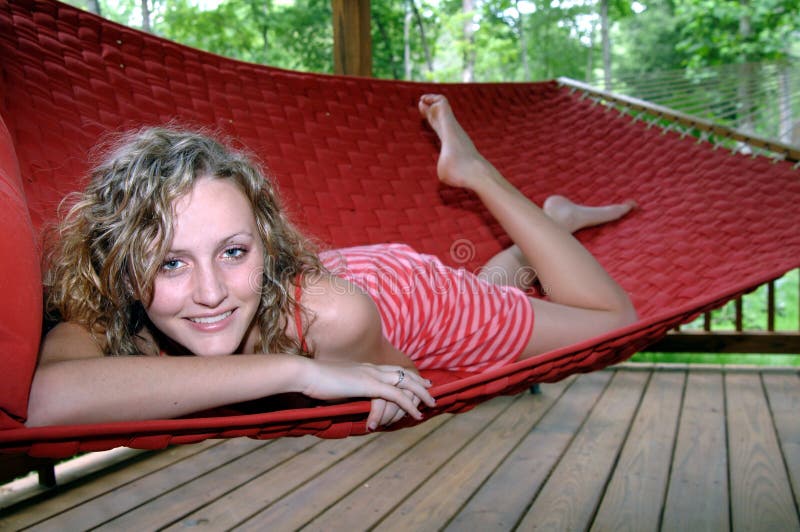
[1,0,799,457]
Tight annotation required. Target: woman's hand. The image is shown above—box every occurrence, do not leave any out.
[301,359,435,428]
[369,389,419,430]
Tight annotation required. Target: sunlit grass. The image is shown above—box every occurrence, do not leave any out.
[631,352,800,366]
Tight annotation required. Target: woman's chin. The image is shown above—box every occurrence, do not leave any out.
[191,345,237,357]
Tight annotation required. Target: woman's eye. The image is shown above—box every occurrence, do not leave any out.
[223,247,247,260]
[161,258,184,271]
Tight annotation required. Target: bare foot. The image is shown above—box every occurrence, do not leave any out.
[418,94,493,190]
[543,195,637,233]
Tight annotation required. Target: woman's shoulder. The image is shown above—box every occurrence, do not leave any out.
[300,272,374,325]
[40,322,160,362]
[39,321,105,364]
[299,273,382,355]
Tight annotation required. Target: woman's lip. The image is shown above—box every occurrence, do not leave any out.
[185,309,236,331]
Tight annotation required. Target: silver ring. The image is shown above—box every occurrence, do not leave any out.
[395,369,405,387]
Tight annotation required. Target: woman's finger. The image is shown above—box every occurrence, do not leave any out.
[389,408,406,425]
[379,403,399,427]
[395,376,436,408]
[389,397,409,425]
[380,386,423,420]
[368,398,387,431]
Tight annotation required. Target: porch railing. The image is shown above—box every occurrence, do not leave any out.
[646,270,800,354]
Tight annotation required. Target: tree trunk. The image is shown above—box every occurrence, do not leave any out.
[600,0,611,90]
[462,0,475,82]
[86,0,101,16]
[260,1,272,63]
[404,1,412,79]
[141,0,151,33]
[778,63,793,145]
[374,11,400,79]
[586,20,595,82]
[409,0,433,75]
[737,2,754,134]
[514,0,530,80]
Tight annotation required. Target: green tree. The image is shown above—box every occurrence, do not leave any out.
[158,0,267,63]
[598,0,634,87]
[266,0,332,72]
[517,0,592,81]
[675,0,800,135]
[676,0,800,68]
[614,1,684,78]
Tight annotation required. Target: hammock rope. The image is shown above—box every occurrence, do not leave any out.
[589,60,800,147]
[561,77,800,162]
[1,0,800,458]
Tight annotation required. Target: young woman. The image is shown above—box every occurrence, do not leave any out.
[27,95,636,430]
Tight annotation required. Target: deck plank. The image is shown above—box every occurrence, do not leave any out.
[0,440,217,529]
[293,396,514,532]
[161,430,383,531]
[661,371,729,532]
[370,377,573,532]
[25,438,266,532]
[517,370,649,531]
[2,367,798,530]
[726,372,800,531]
[231,415,452,531]
[95,435,321,530]
[444,371,612,531]
[762,372,800,512]
[590,371,685,532]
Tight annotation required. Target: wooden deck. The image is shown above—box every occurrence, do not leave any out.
[1,365,798,531]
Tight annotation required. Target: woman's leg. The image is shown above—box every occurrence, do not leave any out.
[419,94,638,357]
[479,197,636,291]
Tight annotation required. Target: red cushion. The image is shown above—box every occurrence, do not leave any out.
[0,114,41,428]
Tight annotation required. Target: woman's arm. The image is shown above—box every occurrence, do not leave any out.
[26,322,434,427]
[300,274,424,429]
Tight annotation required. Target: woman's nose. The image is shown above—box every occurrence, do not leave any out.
[192,263,228,307]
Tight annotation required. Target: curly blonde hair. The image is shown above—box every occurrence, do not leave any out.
[45,127,322,356]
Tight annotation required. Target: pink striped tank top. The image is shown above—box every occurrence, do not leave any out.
[319,243,535,372]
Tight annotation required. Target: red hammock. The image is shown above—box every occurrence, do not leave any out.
[1,0,799,458]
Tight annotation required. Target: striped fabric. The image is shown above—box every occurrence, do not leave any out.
[320,244,535,372]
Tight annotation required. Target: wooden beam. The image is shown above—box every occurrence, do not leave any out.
[645,331,800,354]
[332,0,372,77]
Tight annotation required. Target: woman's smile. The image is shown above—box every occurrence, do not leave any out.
[187,309,235,326]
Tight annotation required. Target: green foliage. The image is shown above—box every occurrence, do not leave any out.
[370,1,441,80]
[266,0,333,72]
[511,0,593,80]
[681,269,800,332]
[63,0,800,83]
[159,0,267,64]
[72,0,334,73]
[371,1,406,79]
[631,352,800,365]
[614,0,685,77]
[675,0,800,68]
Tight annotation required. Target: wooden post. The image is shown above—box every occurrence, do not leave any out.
[332,0,372,77]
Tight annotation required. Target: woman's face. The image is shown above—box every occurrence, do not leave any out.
[145,176,265,356]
